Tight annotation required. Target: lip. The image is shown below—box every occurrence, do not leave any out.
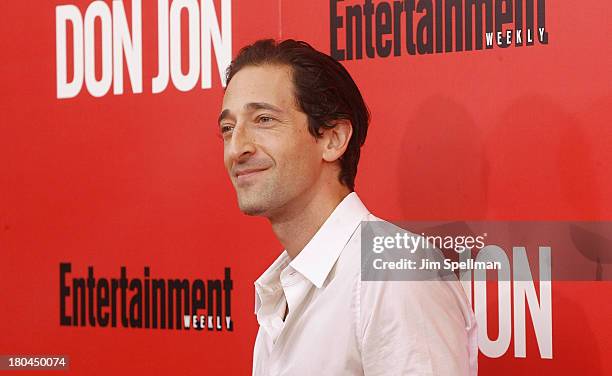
[234,168,269,181]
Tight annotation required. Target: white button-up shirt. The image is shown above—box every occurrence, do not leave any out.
[253,192,478,375]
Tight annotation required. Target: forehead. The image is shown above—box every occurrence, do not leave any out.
[222,64,298,113]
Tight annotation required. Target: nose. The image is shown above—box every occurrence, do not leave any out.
[226,121,256,164]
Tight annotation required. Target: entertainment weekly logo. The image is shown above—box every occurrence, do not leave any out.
[330,0,549,60]
[55,0,232,99]
[59,263,234,332]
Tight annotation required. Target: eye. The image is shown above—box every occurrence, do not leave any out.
[256,115,275,124]
[218,124,234,140]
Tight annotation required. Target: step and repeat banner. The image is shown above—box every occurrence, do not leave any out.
[1,0,610,375]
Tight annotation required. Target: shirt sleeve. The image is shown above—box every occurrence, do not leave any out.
[359,279,477,376]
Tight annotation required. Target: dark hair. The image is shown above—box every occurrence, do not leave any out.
[224,39,370,191]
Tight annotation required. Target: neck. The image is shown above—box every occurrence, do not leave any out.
[270,184,351,259]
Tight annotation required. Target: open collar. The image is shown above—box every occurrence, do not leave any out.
[288,192,370,288]
[254,192,370,314]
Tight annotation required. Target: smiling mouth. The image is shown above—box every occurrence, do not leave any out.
[234,168,269,182]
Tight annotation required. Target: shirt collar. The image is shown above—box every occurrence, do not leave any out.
[288,192,370,288]
[254,192,370,314]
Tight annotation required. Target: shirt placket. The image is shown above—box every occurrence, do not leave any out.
[268,267,313,375]
[256,287,287,344]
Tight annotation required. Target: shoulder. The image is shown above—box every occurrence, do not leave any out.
[333,213,474,323]
[336,212,478,374]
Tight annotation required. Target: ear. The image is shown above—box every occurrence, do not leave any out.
[320,119,353,162]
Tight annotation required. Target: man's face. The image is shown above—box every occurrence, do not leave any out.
[220,64,323,218]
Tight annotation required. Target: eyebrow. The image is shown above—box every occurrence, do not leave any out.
[217,102,284,126]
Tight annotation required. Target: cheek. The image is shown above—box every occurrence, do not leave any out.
[277,138,321,177]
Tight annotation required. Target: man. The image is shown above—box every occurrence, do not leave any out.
[219,39,477,375]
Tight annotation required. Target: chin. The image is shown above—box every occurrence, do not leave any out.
[236,188,285,218]
[237,197,270,217]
